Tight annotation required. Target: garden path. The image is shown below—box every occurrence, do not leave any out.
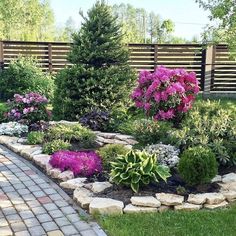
[0,145,106,236]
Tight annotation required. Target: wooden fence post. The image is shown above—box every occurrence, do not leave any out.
[48,43,52,73]
[0,41,4,71]
[203,45,215,95]
[154,44,158,71]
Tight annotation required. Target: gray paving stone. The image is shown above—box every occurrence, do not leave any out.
[0,226,13,235]
[67,213,81,223]
[11,221,27,232]
[36,213,53,223]
[14,184,26,190]
[74,221,91,231]
[28,226,46,236]
[17,188,31,195]
[80,229,97,236]
[6,214,21,224]
[49,193,64,201]
[33,190,47,197]
[43,203,58,211]
[61,225,78,235]
[2,186,15,192]
[49,209,64,218]
[42,221,59,231]
[55,217,71,227]
[28,185,41,192]
[31,206,47,214]
[22,194,35,201]
[19,210,35,220]
[44,188,57,195]
[55,200,69,208]
[61,206,76,215]
[26,200,40,208]
[24,218,40,227]
[2,206,17,215]
[15,231,31,236]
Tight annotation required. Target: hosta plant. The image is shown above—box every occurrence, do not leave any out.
[110,150,171,192]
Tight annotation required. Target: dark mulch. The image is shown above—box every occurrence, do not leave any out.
[95,171,221,205]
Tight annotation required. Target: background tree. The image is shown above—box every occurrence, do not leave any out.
[53,1,136,120]
[196,0,236,54]
[112,3,176,43]
[0,0,55,41]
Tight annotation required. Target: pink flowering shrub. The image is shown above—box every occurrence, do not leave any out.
[7,92,51,129]
[49,150,102,177]
[131,66,199,123]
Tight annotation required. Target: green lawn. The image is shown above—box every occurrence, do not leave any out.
[98,204,236,236]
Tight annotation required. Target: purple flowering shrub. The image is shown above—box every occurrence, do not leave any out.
[7,92,51,130]
[49,150,102,177]
[131,66,199,124]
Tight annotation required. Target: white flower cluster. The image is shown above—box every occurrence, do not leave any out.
[145,143,180,168]
[0,122,28,136]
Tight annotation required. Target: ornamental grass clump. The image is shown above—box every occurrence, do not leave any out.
[7,92,51,130]
[49,150,102,177]
[131,66,199,125]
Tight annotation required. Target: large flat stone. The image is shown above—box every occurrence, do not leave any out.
[219,182,236,192]
[131,196,161,208]
[211,175,222,183]
[204,201,229,209]
[60,178,87,189]
[48,168,62,178]
[222,173,236,183]
[221,191,236,202]
[21,146,41,160]
[90,182,112,193]
[174,203,202,211]
[204,193,225,205]
[58,170,74,181]
[89,198,124,215]
[73,187,94,209]
[187,194,207,205]
[124,204,158,213]
[155,193,184,206]
[32,154,51,168]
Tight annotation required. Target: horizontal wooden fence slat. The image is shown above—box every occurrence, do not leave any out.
[0,40,236,92]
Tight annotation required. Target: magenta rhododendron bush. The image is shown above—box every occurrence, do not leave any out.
[49,150,102,177]
[7,92,51,129]
[131,66,199,122]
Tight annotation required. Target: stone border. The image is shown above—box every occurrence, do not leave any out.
[1,135,236,216]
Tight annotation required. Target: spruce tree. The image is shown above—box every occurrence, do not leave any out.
[53,1,136,120]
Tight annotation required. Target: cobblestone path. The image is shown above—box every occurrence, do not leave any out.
[0,145,106,236]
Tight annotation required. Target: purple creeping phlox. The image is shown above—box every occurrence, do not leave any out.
[50,150,102,177]
[131,66,200,121]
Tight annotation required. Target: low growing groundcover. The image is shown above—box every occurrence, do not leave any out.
[98,204,236,236]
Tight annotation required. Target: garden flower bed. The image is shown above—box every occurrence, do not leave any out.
[0,132,236,216]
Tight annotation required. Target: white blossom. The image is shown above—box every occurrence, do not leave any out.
[0,122,28,136]
[144,143,180,168]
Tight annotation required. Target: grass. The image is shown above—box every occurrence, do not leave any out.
[98,204,236,236]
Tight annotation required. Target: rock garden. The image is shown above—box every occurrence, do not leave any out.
[0,0,236,228]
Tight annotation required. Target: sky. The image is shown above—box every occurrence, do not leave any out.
[50,0,211,40]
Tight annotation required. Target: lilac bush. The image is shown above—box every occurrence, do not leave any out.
[49,150,102,177]
[7,92,51,130]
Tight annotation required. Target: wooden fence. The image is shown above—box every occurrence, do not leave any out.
[0,40,236,93]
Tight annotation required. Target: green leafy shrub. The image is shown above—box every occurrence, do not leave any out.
[169,99,236,165]
[46,123,96,149]
[27,131,44,145]
[132,119,173,146]
[53,1,136,120]
[0,102,7,123]
[0,56,54,101]
[98,144,130,171]
[178,146,218,186]
[42,139,72,155]
[110,150,171,192]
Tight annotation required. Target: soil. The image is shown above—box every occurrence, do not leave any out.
[95,172,221,205]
